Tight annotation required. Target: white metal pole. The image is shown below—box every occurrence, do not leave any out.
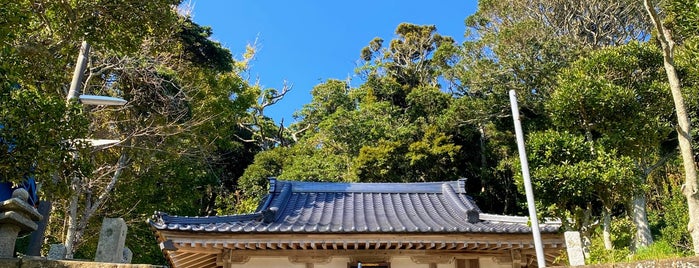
[66,41,90,102]
[509,90,546,267]
[64,40,90,259]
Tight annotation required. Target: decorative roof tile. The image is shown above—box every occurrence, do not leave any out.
[151,178,560,234]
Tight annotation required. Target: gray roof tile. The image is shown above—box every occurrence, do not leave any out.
[151,179,560,234]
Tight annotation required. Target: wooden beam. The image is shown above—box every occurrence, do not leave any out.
[176,252,215,268]
[510,249,523,268]
[160,231,564,244]
[288,256,332,264]
[175,252,206,265]
[350,256,391,263]
[221,249,511,258]
[410,256,455,264]
[170,245,220,254]
[447,242,457,250]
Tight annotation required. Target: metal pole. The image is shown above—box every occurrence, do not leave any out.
[63,40,90,258]
[509,90,546,267]
[66,41,90,102]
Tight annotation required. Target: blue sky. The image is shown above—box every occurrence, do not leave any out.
[190,1,478,124]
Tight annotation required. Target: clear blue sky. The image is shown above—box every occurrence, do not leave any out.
[191,1,478,124]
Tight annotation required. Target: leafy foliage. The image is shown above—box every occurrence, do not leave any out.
[3,0,699,263]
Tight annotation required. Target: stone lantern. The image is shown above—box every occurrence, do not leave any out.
[0,188,42,258]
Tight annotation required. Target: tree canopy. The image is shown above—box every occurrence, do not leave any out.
[3,0,699,263]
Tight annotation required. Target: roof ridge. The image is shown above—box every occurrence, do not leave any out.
[262,181,292,223]
[441,183,480,223]
[153,211,263,225]
[277,180,459,193]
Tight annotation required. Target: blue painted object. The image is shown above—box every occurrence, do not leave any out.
[0,182,12,201]
[20,178,38,206]
[0,180,37,206]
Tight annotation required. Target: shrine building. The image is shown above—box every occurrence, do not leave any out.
[150,178,565,268]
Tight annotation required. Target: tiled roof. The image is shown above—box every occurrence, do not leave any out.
[151,178,560,234]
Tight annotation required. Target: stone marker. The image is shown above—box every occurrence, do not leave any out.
[48,244,67,260]
[94,217,127,263]
[123,247,133,263]
[565,231,586,266]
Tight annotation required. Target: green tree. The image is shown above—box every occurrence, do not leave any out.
[448,0,653,216]
[359,23,457,89]
[524,130,639,239]
[235,24,463,207]
[547,42,672,249]
[644,0,699,255]
[1,1,259,261]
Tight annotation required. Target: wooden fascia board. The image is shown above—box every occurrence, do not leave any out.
[156,231,565,256]
[156,230,563,243]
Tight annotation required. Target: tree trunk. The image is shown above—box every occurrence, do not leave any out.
[63,178,81,259]
[644,0,699,255]
[632,194,653,250]
[478,123,487,170]
[63,152,127,258]
[603,206,613,250]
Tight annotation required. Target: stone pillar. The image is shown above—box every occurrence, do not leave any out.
[0,188,42,258]
[47,244,67,260]
[122,247,133,263]
[0,224,21,258]
[94,217,127,263]
[565,231,586,266]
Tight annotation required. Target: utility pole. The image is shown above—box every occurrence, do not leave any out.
[509,90,546,267]
[63,40,92,259]
[67,41,91,102]
[62,40,126,259]
[28,41,92,257]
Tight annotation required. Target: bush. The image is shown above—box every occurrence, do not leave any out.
[588,216,634,264]
[630,240,684,261]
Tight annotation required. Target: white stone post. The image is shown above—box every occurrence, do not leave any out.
[565,231,586,266]
[94,217,127,263]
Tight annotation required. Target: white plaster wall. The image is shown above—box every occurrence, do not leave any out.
[391,256,428,267]
[316,256,350,268]
[478,256,512,268]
